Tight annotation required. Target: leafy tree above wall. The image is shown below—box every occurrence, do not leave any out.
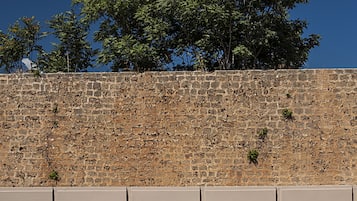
[0,0,320,72]
[74,0,320,71]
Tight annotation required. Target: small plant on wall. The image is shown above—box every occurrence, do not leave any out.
[282,108,293,120]
[49,170,60,181]
[258,128,268,140]
[52,103,58,114]
[247,149,259,164]
[33,69,41,78]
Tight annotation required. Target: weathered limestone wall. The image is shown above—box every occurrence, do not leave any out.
[0,70,356,187]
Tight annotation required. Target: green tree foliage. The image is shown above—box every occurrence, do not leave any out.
[39,11,96,72]
[38,49,67,73]
[0,17,43,72]
[0,1,320,73]
[73,0,170,72]
[74,0,320,71]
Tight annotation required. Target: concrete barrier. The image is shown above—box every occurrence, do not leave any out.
[54,187,127,201]
[278,186,352,201]
[129,187,200,201]
[202,186,276,201]
[1,186,356,201]
[0,187,52,201]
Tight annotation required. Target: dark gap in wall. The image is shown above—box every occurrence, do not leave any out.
[352,187,354,201]
[199,187,203,201]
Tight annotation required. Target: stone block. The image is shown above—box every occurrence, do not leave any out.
[129,187,200,201]
[54,187,127,201]
[278,186,352,201]
[202,186,276,201]
[0,187,52,201]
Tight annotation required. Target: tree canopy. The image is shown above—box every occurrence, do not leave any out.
[0,17,43,72]
[0,0,320,72]
[39,10,96,73]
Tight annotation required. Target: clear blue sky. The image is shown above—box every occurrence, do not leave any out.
[290,1,357,68]
[0,0,356,69]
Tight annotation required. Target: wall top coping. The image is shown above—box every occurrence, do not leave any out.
[55,187,127,191]
[0,69,356,79]
[0,187,53,191]
[0,186,355,190]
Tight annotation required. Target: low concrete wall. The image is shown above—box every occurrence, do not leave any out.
[129,187,200,201]
[55,187,127,201]
[202,186,276,201]
[0,187,53,201]
[0,186,355,201]
[277,186,353,201]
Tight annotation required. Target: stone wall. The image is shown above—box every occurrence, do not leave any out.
[0,70,356,187]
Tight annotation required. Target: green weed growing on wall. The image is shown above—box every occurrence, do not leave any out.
[258,128,268,140]
[49,170,59,181]
[282,108,293,120]
[247,149,259,164]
